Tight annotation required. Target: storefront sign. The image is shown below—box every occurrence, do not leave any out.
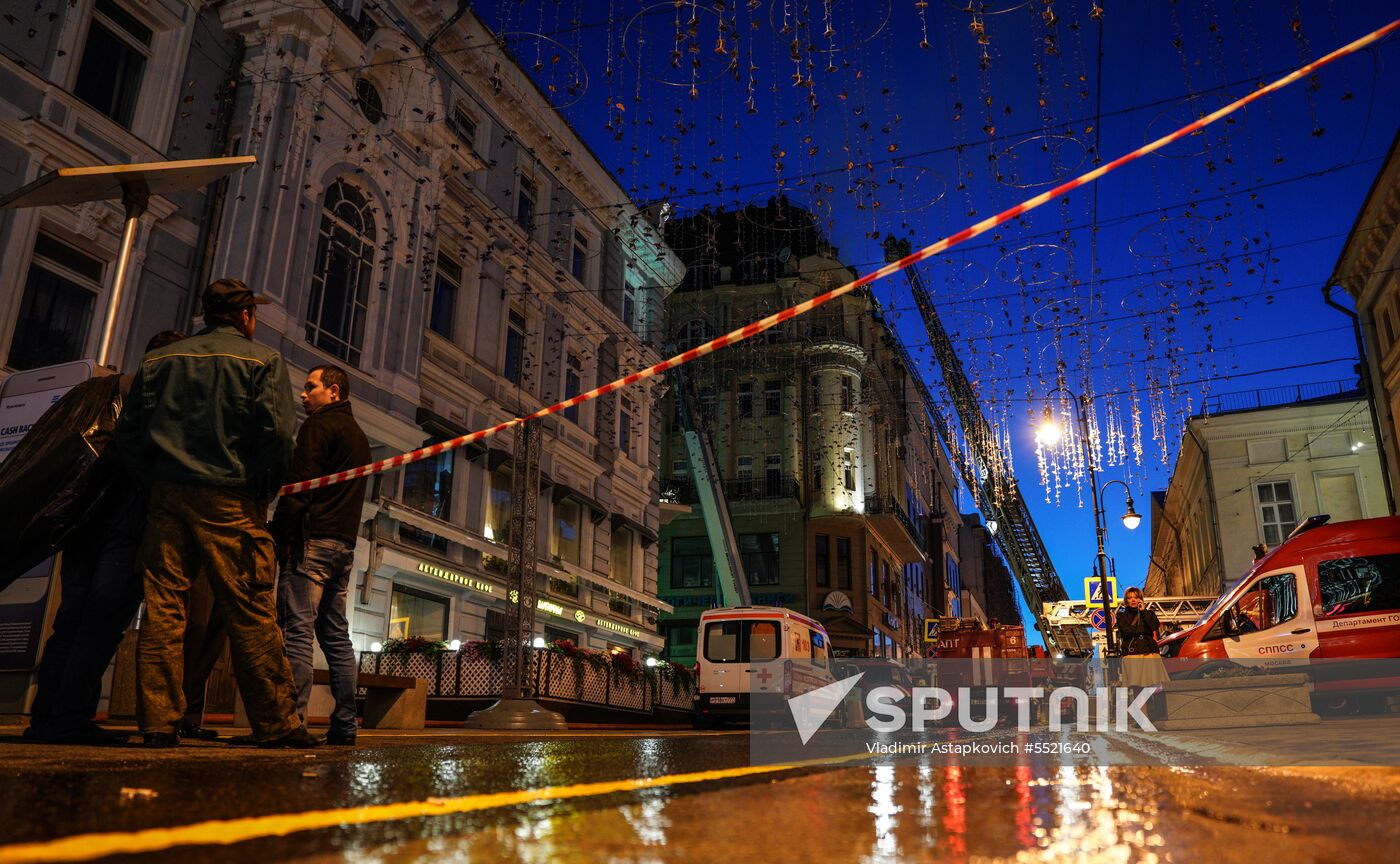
[537,599,566,617]
[417,562,494,594]
[597,617,644,639]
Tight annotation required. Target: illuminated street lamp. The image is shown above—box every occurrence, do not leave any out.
[1039,387,1140,655]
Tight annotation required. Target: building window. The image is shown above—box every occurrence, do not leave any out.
[503,309,526,385]
[544,624,580,646]
[764,380,782,416]
[1235,573,1299,631]
[841,376,856,412]
[843,451,856,492]
[516,175,536,231]
[672,459,688,477]
[571,229,589,283]
[484,468,512,544]
[306,179,375,366]
[429,253,461,339]
[810,374,821,409]
[737,382,754,419]
[400,451,453,553]
[678,318,709,350]
[765,453,782,496]
[836,537,852,589]
[622,283,639,333]
[485,608,508,641]
[551,498,582,565]
[698,386,715,422]
[388,585,448,641]
[741,533,780,585]
[353,77,384,124]
[6,234,103,371]
[73,0,151,129]
[450,101,477,147]
[562,353,583,424]
[1255,480,1298,546]
[815,534,830,587]
[618,396,635,459]
[610,526,634,586]
[671,536,714,589]
[737,455,754,481]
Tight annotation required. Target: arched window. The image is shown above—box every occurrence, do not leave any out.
[306,179,376,365]
[677,318,710,351]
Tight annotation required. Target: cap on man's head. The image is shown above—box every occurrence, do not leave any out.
[202,278,271,317]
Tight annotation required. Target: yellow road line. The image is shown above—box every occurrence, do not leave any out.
[0,753,868,863]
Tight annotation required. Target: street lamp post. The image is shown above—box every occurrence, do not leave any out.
[1038,388,1141,656]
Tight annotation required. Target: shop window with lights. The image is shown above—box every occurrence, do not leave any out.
[388,585,447,641]
[6,234,103,371]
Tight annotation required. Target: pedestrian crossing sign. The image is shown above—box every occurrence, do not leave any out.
[923,619,940,642]
[1083,576,1120,607]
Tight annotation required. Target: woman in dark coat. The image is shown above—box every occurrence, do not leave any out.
[1116,586,1169,688]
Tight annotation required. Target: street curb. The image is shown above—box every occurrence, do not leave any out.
[1114,729,1372,767]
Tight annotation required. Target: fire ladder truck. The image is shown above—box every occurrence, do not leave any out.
[883,236,1090,654]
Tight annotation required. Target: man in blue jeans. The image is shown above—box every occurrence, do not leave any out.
[272,365,370,746]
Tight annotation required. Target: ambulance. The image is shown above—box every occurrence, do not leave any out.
[1159,515,1400,705]
[694,606,837,726]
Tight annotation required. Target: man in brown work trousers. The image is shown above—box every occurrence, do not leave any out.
[117,278,318,748]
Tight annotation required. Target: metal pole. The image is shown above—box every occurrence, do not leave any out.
[94,182,149,368]
[502,418,542,700]
[1074,392,1115,656]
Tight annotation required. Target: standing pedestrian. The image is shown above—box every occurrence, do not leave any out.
[1116,587,1169,690]
[12,330,185,745]
[116,278,317,748]
[271,365,370,746]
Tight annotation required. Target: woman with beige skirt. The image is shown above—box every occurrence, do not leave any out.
[1115,587,1170,689]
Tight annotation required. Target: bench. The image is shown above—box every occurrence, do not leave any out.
[235,669,427,731]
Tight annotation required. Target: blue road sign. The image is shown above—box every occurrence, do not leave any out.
[1089,609,1109,631]
[923,618,940,642]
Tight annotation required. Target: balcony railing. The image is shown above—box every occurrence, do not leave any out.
[1202,379,1356,415]
[664,474,801,505]
[865,495,922,546]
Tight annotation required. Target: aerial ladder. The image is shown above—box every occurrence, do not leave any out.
[883,236,1090,654]
[671,366,752,608]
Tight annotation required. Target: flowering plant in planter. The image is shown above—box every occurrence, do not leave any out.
[381,636,449,657]
[462,640,505,662]
[654,660,696,698]
[607,649,644,682]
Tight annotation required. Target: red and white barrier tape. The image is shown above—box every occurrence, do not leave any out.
[280,18,1400,497]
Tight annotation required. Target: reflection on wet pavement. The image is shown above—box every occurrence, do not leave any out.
[290,757,1399,864]
[2,731,1399,863]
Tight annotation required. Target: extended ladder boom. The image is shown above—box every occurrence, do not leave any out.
[883,237,1087,653]
[672,368,752,607]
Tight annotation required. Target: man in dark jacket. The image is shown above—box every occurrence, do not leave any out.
[116,278,316,748]
[271,364,370,745]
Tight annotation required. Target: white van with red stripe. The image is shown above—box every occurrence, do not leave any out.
[695,606,836,725]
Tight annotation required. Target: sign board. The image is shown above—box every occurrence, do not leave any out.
[1089,608,1109,631]
[1083,576,1119,608]
[0,360,94,671]
[923,618,940,643]
[0,360,93,461]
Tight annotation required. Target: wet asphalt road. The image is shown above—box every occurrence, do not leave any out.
[1,728,1398,863]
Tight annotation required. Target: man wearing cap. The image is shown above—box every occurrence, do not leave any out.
[117,278,317,748]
